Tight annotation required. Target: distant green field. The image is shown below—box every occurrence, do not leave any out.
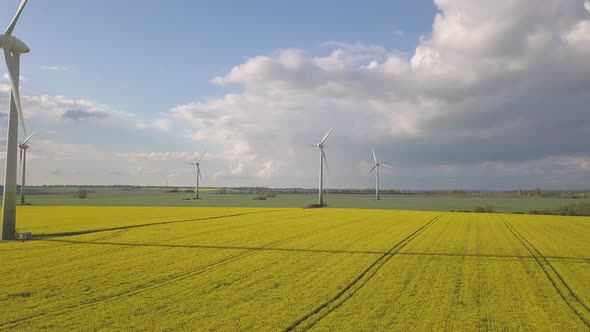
[10,187,589,213]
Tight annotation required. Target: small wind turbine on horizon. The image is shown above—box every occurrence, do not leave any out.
[368,147,393,200]
[19,129,37,205]
[308,128,333,206]
[1,0,31,240]
[187,152,205,199]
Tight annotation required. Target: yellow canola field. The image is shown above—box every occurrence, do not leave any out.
[0,207,589,331]
[14,206,270,235]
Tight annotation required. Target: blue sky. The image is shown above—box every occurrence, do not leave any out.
[1,0,590,189]
[8,1,436,113]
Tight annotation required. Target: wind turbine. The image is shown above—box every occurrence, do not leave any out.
[368,147,393,200]
[187,152,205,199]
[309,128,333,206]
[1,0,31,240]
[19,130,36,205]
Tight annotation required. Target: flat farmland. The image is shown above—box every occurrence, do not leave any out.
[14,187,589,213]
[0,207,588,331]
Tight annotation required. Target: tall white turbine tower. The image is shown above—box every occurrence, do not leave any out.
[1,0,31,241]
[368,147,393,200]
[19,130,36,205]
[187,152,205,199]
[309,128,333,206]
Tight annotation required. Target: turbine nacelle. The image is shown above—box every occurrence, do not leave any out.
[0,35,29,54]
[369,147,393,173]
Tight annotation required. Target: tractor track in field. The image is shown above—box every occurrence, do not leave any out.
[40,240,590,262]
[0,213,317,280]
[0,214,374,329]
[284,214,442,332]
[32,208,293,239]
[91,229,131,241]
[500,216,590,328]
[395,252,590,262]
[42,239,390,255]
[0,210,299,279]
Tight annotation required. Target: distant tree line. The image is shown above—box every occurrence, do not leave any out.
[73,189,88,199]
[6,185,590,199]
[215,187,412,195]
[451,205,495,213]
[164,188,195,193]
[529,202,590,216]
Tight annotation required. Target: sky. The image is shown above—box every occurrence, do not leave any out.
[1,0,590,190]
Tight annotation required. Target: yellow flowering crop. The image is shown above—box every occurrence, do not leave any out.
[0,207,588,330]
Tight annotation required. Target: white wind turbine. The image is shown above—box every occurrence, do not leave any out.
[308,128,333,206]
[368,147,393,200]
[19,129,37,205]
[187,152,205,199]
[1,0,31,240]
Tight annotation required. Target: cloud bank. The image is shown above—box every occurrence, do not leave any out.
[162,0,590,188]
[2,0,590,189]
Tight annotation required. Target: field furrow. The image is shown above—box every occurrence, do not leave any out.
[311,213,589,331]
[16,206,283,235]
[312,255,587,331]
[500,216,590,327]
[1,207,588,331]
[284,214,441,331]
[1,209,359,326]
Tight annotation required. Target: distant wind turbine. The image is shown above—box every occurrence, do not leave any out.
[308,128,333,206]
[187,152,205,199]
[368,147,393,200]
[19,129,37,205]
[1,0,31,240]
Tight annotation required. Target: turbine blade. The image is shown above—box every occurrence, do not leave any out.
[381,163,394,169]
[319,128,333,145]
[3,49,27,136]
[368,164,377,174]
[321,148,329,171]
[198,168,203,181]
[306,144,317,147]
[372,146,377,163]
[19,145,23,168]
[197,151,206,163]
[5,0,28,35]
[21,129,37,145]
